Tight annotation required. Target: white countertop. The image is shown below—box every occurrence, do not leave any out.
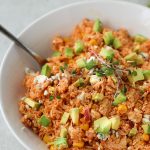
[0,0,149,149]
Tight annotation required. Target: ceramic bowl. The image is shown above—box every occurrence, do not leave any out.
[1,0,150,149]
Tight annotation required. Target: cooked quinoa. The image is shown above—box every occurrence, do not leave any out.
[19,19,150,150]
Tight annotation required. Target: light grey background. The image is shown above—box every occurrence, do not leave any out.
[0,0,149,149]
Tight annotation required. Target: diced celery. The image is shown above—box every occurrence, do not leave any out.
[60,127,67,138]
[128,128,137,137]
[24,97,40,109]
[110,116,120,130]
[143,70,150,80]
[125,52,137,62]
[128,69,144,84]
[142,124,150,134]
[93,19,102,33]
[99,47,114,60]
[64,48,74,58]
[92,93,104,102]
[76,58,86,68]
[125,52,144,65]
[53,137,68,149]
[74,40,84,54]
[103,32,115,46]
[41,64,51,77]
[60,112,70,125]
[134,34,147,44]
[94,117,111,134]
[113,38,122,49]
[39,115,50,127]
[70,108,79,125]
[112,92,126,106]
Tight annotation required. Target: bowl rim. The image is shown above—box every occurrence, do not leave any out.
[0,0,149,149]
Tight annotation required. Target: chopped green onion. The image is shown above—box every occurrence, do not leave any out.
[86,59,96,70]
[52,51,61,57]
[64,63,68,69]
[60,66,64,73]
[41,64,51,77]
[134,34,147,44]
[103,32,115,46]
[76,58,86,68]
[74,40,84,54]
[56,95,61,99]
[49,95,54,101]
[96,70,104,77]
[39,115,50,127]
[64,48,74,58]
[93,19,102,33]
[71,69,76,75]
[113,38,122,49]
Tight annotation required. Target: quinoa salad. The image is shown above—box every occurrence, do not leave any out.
[19,19,150,150]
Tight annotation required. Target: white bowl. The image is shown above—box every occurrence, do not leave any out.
[1,0,150,149]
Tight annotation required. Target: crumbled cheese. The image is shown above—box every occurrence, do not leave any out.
[142,118,150,124]
[77,92,85,100]
[62,73,65,77]
[115,131,119,138]
[97,133,108,141]
[105,46,112,50]
[44,90,49,96]
[25,104,29,109]
[90,75,100,85]
[144,114,150,119]
[39,100,43,104]
[87,56,96,63]
[34,75,48,84]
[88,68,94,75]
[50,73,61,81]
[55,73,60,80]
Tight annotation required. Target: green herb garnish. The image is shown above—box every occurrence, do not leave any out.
[56,95,61,99]
[49,96,54,101]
